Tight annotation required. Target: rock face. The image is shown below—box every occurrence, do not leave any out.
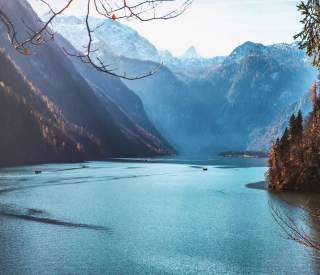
[247,95,312,152]
[0,50,100,166]
[202,42,316,152]
[50,15,317,154]
[0,0,174,165]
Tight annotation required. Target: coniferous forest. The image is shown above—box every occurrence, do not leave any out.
[267,92,320,191]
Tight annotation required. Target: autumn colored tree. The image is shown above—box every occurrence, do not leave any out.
[267,138,282,190]
[310,81,318,104]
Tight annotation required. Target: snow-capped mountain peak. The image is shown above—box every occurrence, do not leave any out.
[181,46,201,59]
[48,15,161,62]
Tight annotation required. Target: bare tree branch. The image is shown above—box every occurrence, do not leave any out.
[0,0,192,80]
[270,200,320,251]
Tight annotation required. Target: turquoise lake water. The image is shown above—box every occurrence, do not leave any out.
[0,158,318,274]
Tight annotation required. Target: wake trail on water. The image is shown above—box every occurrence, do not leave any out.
[0,168,197,231]
[0,171,191,195]
[0,210,110,231]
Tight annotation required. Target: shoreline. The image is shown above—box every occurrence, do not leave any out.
[246,181,267,191]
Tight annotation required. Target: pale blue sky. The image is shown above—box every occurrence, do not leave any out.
[28,0,301,57]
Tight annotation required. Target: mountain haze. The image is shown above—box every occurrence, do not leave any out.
[51,16,317,154]
[0,0,174,165]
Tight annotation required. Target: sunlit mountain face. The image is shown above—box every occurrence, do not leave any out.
[0,0,175,167]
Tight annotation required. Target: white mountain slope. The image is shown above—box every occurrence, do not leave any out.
[49,15,224,80]
[49,16,161,62]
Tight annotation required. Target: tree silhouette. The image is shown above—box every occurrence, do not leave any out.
[295,0,320,68]
[0,0,192,80]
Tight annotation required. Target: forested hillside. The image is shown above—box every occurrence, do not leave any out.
[0,0,174,166]
[0,50,101,166]
[268,83,320,191]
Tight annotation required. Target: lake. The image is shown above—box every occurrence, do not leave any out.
[0,158,319,274]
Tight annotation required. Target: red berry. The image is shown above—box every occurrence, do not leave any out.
[23,48,29,55]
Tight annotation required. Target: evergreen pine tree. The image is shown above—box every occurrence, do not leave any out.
[296,110,303,137]
[289,114,297,139]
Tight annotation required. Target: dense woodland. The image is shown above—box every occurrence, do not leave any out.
[267,83,320,191]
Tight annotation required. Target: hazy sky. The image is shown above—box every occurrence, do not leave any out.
[28,0,301,57]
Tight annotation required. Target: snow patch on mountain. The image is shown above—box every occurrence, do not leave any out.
[49,16,161,62]
[49,15,226,80]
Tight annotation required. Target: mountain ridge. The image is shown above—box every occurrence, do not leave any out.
[0,50,102,166]
[0,0,174,165]
[50,14,317,154]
